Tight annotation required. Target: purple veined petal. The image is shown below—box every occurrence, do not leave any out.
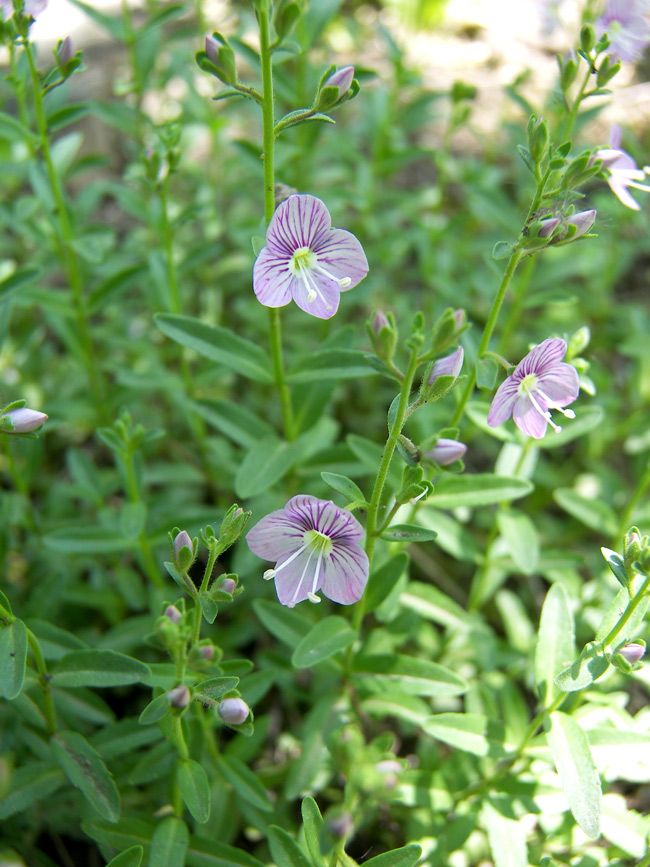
[537,363,580,404]
[285,495,364,543]
[518,338,567,376]
[246,509,305,561]
[267,195,332,255]
[312,228,369,292]
[608,176,642,210]
[292,271,341,319]
[512,395,549,439]
[253,245,294,307]
[319,543,369,606]
[273,546,323,608]
[487,376,519,427]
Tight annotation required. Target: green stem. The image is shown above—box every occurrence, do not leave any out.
[497,255,537,354]
[601,574,650,650]
[26,629,57,734]
[450,247,523,427]
[123,447,164,589]
[562,62,593,142]
[352,347,421,630]
[23,38,105,418]
[192,543,219,645]
[259,0,295,441]
[160,173,181,314]
[617,459,650,548]
[171,714,190,761]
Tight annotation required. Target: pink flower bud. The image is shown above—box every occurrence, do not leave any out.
[58,36,73,67]
[168,684,191,709]
[173,530,193,567]
[567,209,596,238]
[324,66,354,100]
[1,408,48,434]
[220,578,236,595]
[452,309,465,330]
[218,697,250,725]
[164,604,181,624]
[372,310,389,335]
[200,645,215,661]
[427,346,464,386]
[422,438,467,466]
[327,812,354,838]
[537,216,561,238]
[618,643,645,666]
[205,34,220,66]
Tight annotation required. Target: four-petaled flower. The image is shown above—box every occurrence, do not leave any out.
[595,0,650,63]
[253,194,368,319]
[246,495,369,608]
[487,338,579,439]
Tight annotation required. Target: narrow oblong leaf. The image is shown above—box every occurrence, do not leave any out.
[194,676,239,701]
[362,845,422,867]
[51,649,151,688]
[149,816,189,867]
[352,654,468,697]
[555,641,609,692]
[423,713,508,757]
[547,711,601,838]
[497,509,539,574]
[0,762,65,820]
[235,437,303,498]
[155,313,273,383]
[253,599,311,647]
[267,825,311,867]
[553,488,617,536]
[480,799,528,867]
[177,759,211,824]
[535,583,575,705]
[51,730,121,822]
[320,471,366,505]
[105,847,144,867]
[364,552,409,611]
[291,616,357,668]
[0,267,42,302]
[287,349,376,383]
[426,474,533,509]
[0,619,27,700]
[138,693,170,726]
[215,755,273,812]
[380,524,437,543]
[301,796,325,866]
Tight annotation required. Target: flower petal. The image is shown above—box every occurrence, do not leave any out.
[538,362,580,405]
[312,228,369,291]
[517,338,567,376]
[285,495,364,544]
[273,547,323,608]
[253,245,294,308]
[266,195,332,255]
[487,376,519,427]
[292,272,341,319]
[246,509,305,561]
[320,543,369,605]
[513,395,548,439]
[608,176,641,210]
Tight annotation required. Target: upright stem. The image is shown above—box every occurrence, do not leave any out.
[259,0,295,441]
[602,574,650,650]
[123,447,164,589]
[23,38,105,419]
[617,459,650,548]
[26,629,57,734]
[192,543,219,645]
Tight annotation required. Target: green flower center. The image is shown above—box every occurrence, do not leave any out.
[518,373,539,396]
[289,246,316,275]
[304,529,333,556]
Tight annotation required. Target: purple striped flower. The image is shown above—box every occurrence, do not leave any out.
[253,195,368,320]
[246,495,369,608]
[595,0,650,62]
[487,338,579,439]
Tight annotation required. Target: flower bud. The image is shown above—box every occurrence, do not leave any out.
[452,309,465,331]
[220,577,237,595]
[173,531,194,571]
[164,604,182,624]
[617,643,645,666]
[422,438,467,466]
[0,407,48,434]
[537,216,561,239]
[168,684,191,709]
[372,310,389,335]
[327,812,354,839]
[566,209,596,239]
[324,66,354,101]
[203,33,237,85]
[428,347,464,386]
[375,759,402,789]
[217,697,250,725]
[200,644,215,661]
[219,505,249,548]
[58,36,73,67]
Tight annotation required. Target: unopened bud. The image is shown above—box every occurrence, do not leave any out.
[168,684,191,709]
[324,66,354,100]
[428,347,464,386]
[566,209,596,238]
[375,759,402,789]
[203,32,237,84]
[173,531,194,571]
[422,438,467,466]
[58,36,73,67]
[327,812,354,839]
[205,34,219,66]
[537,216,561,239]
[220,577,237,595]
[0,407,48,434]
[452,309,465,330]
[219,505,249,548]
[217,697,250,725]
[200,644,215,661]
[618,643,645,666]
[164,604,182,625]
[372,310,389,335]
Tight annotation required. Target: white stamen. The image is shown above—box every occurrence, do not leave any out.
[307,592,321,604]
[528,390,562,433]
[296,259,332,310]
[313,261,351,288]
[290,547,316,606]
[263,569,275,581]
[409,489,428,505]
[536,387,576,420]
[309,548,325,600]
[265,538,311,584]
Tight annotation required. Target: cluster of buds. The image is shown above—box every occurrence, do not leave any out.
[523,208,597,250]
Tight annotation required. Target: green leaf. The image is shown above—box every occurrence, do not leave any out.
[480,799,528,867]
[0,762,66,820]
[192,398,274,449]
[476,355,498,390]
[352,654,468,697]
[600,794,650,857]
[536,406,605,449]
[138,693,170,726]
[267,825,311,867]
[287,349,377,383]
[362,845,422,867]
[25,619,87,660]
[400,582,471,629]
[253,599,312,647]
[235,437,302,498]
[194,676,240,702]
[51,730,120,822]
[320,471,366,505]
[535,583,574,705]
[43,526,136,553]
[426,474,533,509]
[215,754,273,812]
[177,759,211,824]
[0,110,36,143]
[51,649,151,688]
[0,267,42,302]
[199,591,218,624]
[291,616,357,668]
[553,488,617,536]
[346,433,402,490]
[187,838,267,867]
[67,0,126,38]
[362,692,430,726]
[492,240,515,260]
[423,713,508,757]
[547,711,601,838]
[555,641,609,692]
[0,619,27,699]
[149,816,189,866]
[364,552,410,611]
[120,502,146,539]
[497,509,539,574]
[105,847,144,867]
[380,524,437,542]
[155,313,273,383]
[301,796,326,866]
[46,104,89,131]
